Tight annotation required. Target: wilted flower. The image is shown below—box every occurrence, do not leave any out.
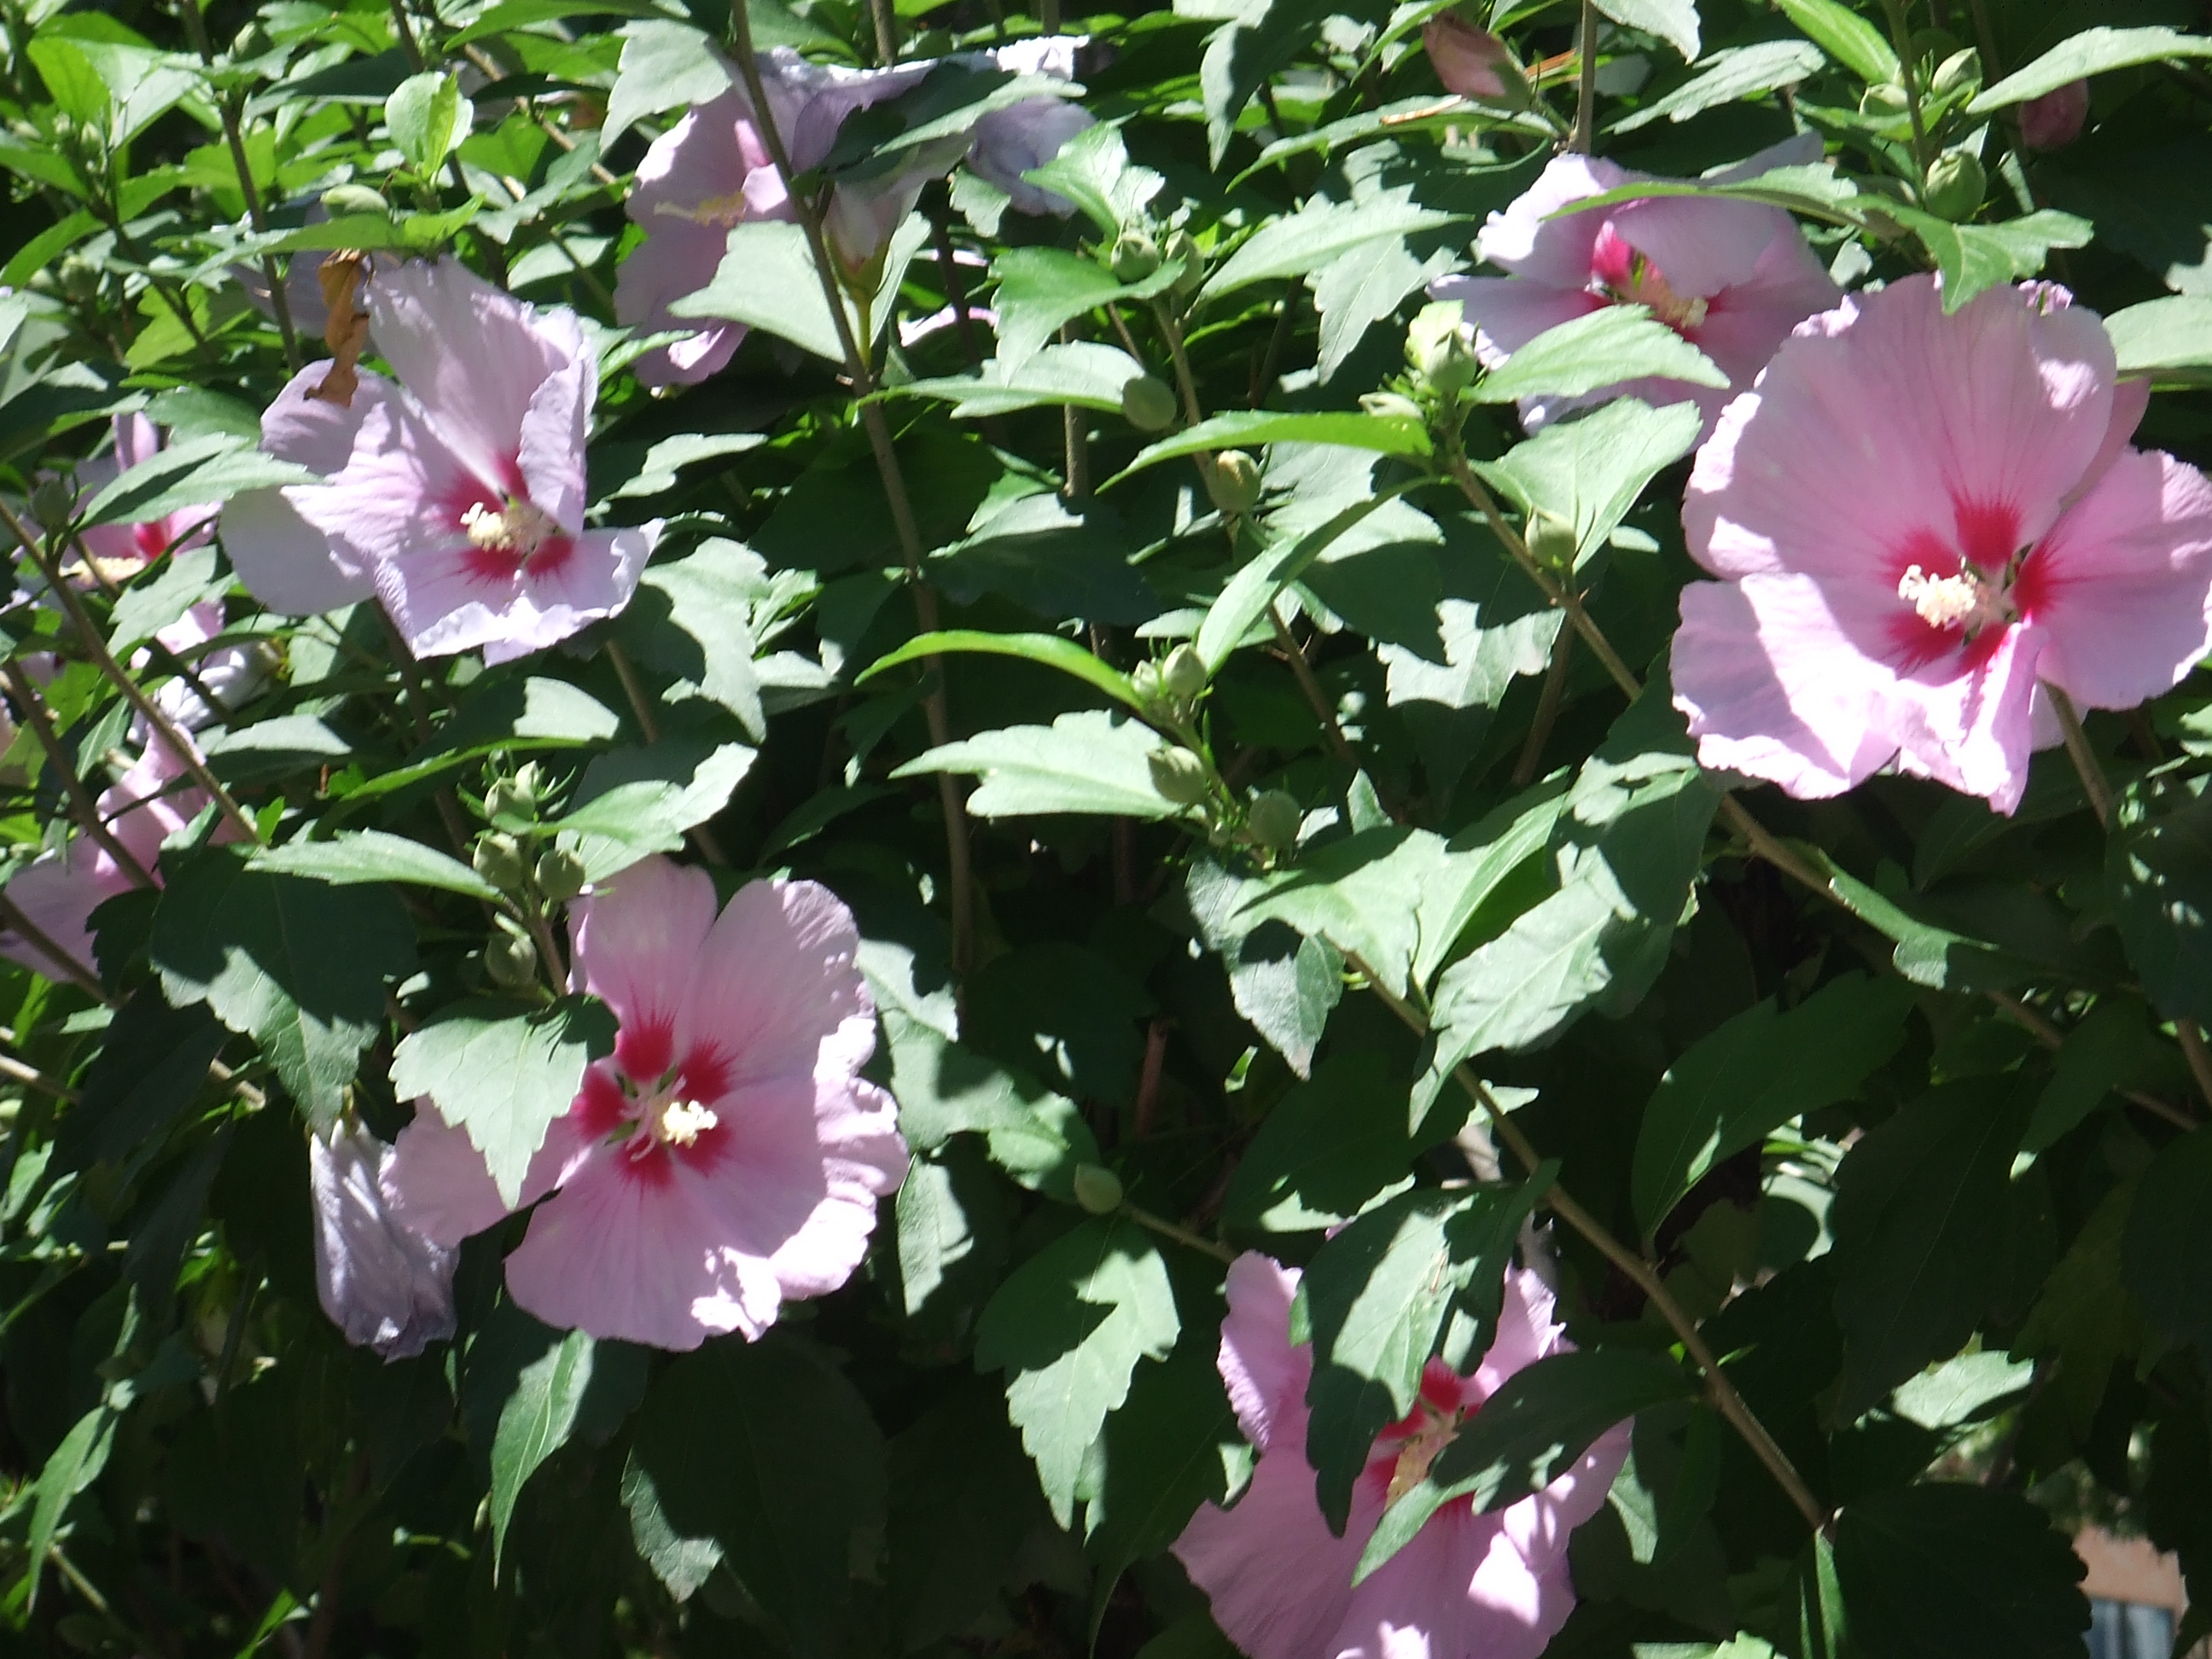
[2018,80,2091,150]
[1174,1254,1626,1659]
[1429,135,1841,430]
[387,856,907,1350]
[1421,13,1522,104]
[225,257,659,662]
[310,1122,459,1360]
[1672,275,2212,813]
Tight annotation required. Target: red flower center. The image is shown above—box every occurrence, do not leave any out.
[1590,224,1708,335]
[1884,493,2044,670]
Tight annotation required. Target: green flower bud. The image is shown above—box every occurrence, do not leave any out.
[473,833,527,892]
[1148,746,1214,806]
[1858,83,1911,121]
[1359,391,1424,422]
[28,477,77,532]
[320,183,391,219]
[534,847,587,903]
[1109,230,1160,283]
[1162,644,1208,703]
[484,925,538,989]
[1246,789,1301,853]
[57,255,100,304]
[485,771,537,824]
[1930,47,1981,100]
[1202,450,1263,517]
[1071,1162,1125,1215]
[1524,509,1579,571]
[1163,230,1203,298]
[1406,300,1477,396]
[1121,373,1179,433]
[1131,660,1166,707]
[1920,149,1986,220]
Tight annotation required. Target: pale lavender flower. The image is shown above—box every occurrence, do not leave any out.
[310,1122,459,1360]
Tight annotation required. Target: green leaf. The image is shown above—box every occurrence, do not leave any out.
[1183,858,1344,1078]
[624,1336,885,1652]
[552,740,755,881]
[1802,849,2032,991]
[1084,1334,1243,1582]
[1970,25,2212,114]
[1222,1045,1459,1231]
[1612,40,1827,132]
[1196,488,1414,671]
[1236,825,1447,998]
[1598,0,1699,62]
[385,71,472,177]
[2024,998,2167,1153]
[895,341,1149,417]
[490,1329,596,1571]
[1829,1080,2028,1417]
[1302,1183,1542,1528]
[1193,0,1336,166]
[1409,779,1572,990]
[1889,1349,2034,1432]
[1017,120,1164,237]
[1119,410,1429,478]
[1473,306,1727,405]
[625,542,767,738]
[151,848,416,1128]
[1631,974,1914,1239]
[1202,193,1463,300]
[248,830,501,901]
[602,20,733,144]
[2122,1126,2212,1360]
[389,998,617,1206]
[883,1008,1101,1200]
[108,542,225,655]
[2109,772,2212,1026]
[862,629,1144,713]
[1771,0,1899,84]
[601,432,770,502]
[61,986,225,1168]
[676,216,928,363]
[974,1217,1180,1527]
[1832,1485,2089,1659]
[2105,295,2212,385]
[81,433,312,528]
[1474,398,1703,567]
[2016,1183,2140,1433]
[1363,1348,1693,1579]
[991,247,1184,371]
[1885,207,2095,312]
[26,1406,115,1606]
[896,710,1186,819]
[888,1382,1041,1648]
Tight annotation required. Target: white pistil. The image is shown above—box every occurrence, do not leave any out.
[461,497,558,559]
[653,1097,719,1148]
[1898,562,1994,631]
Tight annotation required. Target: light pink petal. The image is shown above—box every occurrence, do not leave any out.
[1499,1421,1629,1575]
[503,1148,788,1348]
[1473,154,1627,287]
[679,878,875,1090]
[373,524,655,665]
[2070,375,2152,504]
[1685,232,1843,387]
[1330,1504,1564,1659]
[1219,1251,1307,1451]
[224,489,380,614]
[1610,196,1797,300]
[516,330,591,533]
[311,1124,458,1359]
[2024,446,2212,710]
[369,258,585,492]
[1705,130,1828,183]
[288,382,479,571]
[0,847,129,977]
[1175,1435,1369,1659]
[761,1076,905,1297]
[571,854,720,1064]
[1427,276,1602,366]
[116,411,160,471]
[1887,622,2046,813]
[384,1109,520,1247]
[1470,1267,1562,1400]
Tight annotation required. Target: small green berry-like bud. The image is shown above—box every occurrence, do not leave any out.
[1920,149,1986,220]
[473,833,527,892]
[1072,1162,1124,1215]
[484,927,538,989]
[320,183,391,219]
[1246,789,1301,853]
[1109,230,1161,283]
[1148,746,1214,806]
[1163,230,1203,297]
[1406,300,1477,396]
[1858,83,1911,120]
[534,847,587,903]
[1162,644,1208,703]
[1524,509,1579,571]
[485,775,536,824]
[1930,47,1981,100]
[1359,391,1424,422]
[28,477,77,532]
[1130,661,1165,707]
[1121,373,1179,433]
[1202,450,1263,517]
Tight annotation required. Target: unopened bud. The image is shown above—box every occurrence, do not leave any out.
[1121,373,1179,433]
[1422,12,1527,106]
[1163,230,1203,298]
[473,833,527,892]
[484,927,538,989]
[1072,1162,1124,1214]
[1930,47,1980,100]
[1130,661,1165,707]
[484,777,533,822]
[1360,391,1424,422]
[1147,746,1213,806]
[320,183,390,219]
[1109,230,1160,283]
[1202,450,1262,517]
[1162,644,1208,703]
[1858,83,1911,121]
[2018,80,2089,150]
[27,477,76,531]
[1524,509,1579,571]
[1406,300,1476,396]
[1246,789,1301,853]
[533,847,586,903]
[57,255,100,304]
[1920,149,1986,219]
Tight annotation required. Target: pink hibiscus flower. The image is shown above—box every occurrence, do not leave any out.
[0,738,217,979]
[224,257,658,662]
[67,413,218,577]
[310,1122,458,1360]
[1672,275,2212,813]
[1174,1254,1626,1659]
[386,856,907,1350]
[1429,135,1841,430]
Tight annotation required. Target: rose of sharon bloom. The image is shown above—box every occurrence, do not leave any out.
[69,413,218,577]
[310,1123,459,1361]
[1672,275,2212,814]
[1422,14,1520,103]
[0,739,218,979]
[385,856,907,1350]
[1429,134,1841,431]
[225,258,658,662]
[2019,80,2091,151]
[1174,1254,1627,1659]
[137,601,271,734]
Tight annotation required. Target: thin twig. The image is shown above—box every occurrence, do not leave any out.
[1878,0,1934,175]
[0,890,114,1003]
[1512,626,1575,787]
[1988,991,2198,1131]
[1571,0,1599,154]
[2,658,158,888]
[1133,1018,1170,1140]
[0,1050,79,1103]
[1270,608,1400,817]
[2175,1019,2212,1115]
[1122,1200,1235,1265]
[2045,684,2113,830]
[868,0,897,65]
